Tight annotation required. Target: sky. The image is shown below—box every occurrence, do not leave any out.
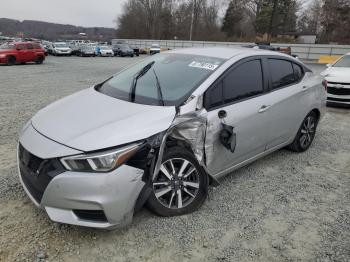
[0,0,128,28]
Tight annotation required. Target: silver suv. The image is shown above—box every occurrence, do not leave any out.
[18,47,326,229]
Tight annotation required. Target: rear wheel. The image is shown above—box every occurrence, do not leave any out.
[287,111,318,152]
[147,147,208,217]
[7,56,16,66]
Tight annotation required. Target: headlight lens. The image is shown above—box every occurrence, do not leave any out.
[60,143,141,172]
[0,54,6,58]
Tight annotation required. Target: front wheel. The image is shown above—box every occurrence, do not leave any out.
[287,111,318,152]
[147,147,208,217]
[35,56,44,64]
[7,56,16,66]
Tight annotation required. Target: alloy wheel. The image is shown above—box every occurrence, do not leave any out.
[299,115,316,149]
[152,158,200,209]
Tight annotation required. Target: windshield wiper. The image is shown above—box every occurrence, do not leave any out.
[152,68,165,106]
[130,61,155,102]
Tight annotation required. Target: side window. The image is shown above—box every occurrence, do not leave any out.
[269,59,295,89]
[205,80,223,108]
[223,59,264,103]
[293,63,304,82]
[33,43,41,49]
[17,44,26,50]
[26,44,34,49]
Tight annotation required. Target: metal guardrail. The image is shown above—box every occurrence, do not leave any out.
[112,39,350,60]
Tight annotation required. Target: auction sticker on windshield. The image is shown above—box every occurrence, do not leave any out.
[189,61,219,71]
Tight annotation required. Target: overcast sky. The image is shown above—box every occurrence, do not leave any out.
[0,0,128,28]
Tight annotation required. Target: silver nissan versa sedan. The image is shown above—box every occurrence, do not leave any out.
[18,47,326,229]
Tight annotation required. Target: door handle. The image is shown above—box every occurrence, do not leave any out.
[302,86,309,92]
[258,105,271,113]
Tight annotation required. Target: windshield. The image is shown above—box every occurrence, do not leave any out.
[0,43,15,49]
[98,53,225,106]
[55,43,68,48]
[333,55,350,68]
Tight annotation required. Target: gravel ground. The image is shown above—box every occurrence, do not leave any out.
[0,57,349,262]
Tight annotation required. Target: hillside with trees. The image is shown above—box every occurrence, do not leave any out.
[0,18,116,41]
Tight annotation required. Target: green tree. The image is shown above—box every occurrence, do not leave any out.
[222,0,244,38]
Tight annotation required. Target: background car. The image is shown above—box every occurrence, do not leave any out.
[113,44,134,57]
[149,43,161,55]
[50,42,72,56]
[96,45,114,57]
[321,53,350,107]
[0,41,45,65]
[76,45,96,57]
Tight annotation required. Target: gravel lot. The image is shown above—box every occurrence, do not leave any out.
[0,57,349,262]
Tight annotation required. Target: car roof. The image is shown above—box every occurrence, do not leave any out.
[168,46,292,60]
[12,42,38,45]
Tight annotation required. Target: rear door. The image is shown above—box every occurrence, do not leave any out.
[204,57,271,175]
[262,57,311,149]
[25,43,36,61]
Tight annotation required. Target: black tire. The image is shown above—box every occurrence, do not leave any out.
[287,111,318,152]
[7,56,16,66]
[35,56,44,64]
[147,147,208,217]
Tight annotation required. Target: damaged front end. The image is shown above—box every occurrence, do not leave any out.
[132,106,238,211]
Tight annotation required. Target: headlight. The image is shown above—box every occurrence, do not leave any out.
[60,143,142,172]
[0,54,6,58]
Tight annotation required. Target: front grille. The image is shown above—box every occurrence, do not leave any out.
[73,210,108,223]
[18,144,65,203]
[327,96,350,102]
[327,86,350,96]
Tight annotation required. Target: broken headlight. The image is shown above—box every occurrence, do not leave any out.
[60,143,142,172]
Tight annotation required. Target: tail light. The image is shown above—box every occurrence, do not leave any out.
[322,80,328,91]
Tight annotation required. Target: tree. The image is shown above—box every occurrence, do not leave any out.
[222,0,245,38]
[320,0,350,44]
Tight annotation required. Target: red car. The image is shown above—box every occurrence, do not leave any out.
[0,42,46,66]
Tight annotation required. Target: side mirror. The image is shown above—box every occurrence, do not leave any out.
[16,47,21,51]
[326,63,332,68]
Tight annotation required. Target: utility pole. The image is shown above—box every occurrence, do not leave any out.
[189,0,196,41]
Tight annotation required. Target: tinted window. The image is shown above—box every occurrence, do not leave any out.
[206,80,223,108]
[293,63,304,81]
[26,44,33,49]
[269,59,295,89]
[333,55,350,67]
[17,44,26,50]
[223,60,264,103]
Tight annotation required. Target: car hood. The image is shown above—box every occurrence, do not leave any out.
[31,87,176,152]
[101,49,113,52]
[0,49,11,53]
[321,67,350,83]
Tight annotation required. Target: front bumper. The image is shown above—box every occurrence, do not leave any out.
[18,125,145,229]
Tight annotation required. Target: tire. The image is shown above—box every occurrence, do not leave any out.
[6,56,16,66]
[35,56,44,64]
[147,147,208,217]
[287,111,318,152]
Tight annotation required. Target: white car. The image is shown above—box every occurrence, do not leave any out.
[51,42,72,56]
[97,46,114,57]
[321,53,350,106]
[150,44,161,55]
